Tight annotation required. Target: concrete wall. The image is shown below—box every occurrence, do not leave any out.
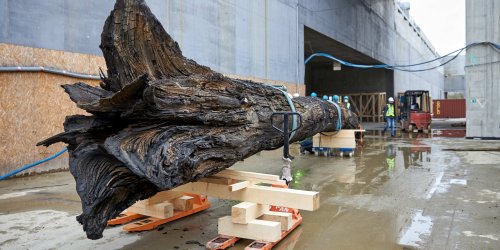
[391,3,444,99]
[465,0,500,139]
[0,0,302,87]
[444,55,465,99]
[1,0,443,97]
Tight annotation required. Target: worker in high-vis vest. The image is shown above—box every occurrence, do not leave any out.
[382,97,396,137]
[343,96,351,110]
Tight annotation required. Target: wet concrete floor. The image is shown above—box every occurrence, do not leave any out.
[1,130,499,249]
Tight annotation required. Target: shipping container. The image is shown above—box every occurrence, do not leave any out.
[432,99,466,118]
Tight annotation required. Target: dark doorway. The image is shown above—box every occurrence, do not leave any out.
[304,27,394,97]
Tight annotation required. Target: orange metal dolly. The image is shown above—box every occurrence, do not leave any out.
[107,194,210,232]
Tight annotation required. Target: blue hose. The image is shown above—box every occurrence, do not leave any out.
[0,148,68,181]
[328,100,342,131]
[304,42,500,71]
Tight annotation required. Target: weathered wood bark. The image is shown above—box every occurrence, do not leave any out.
[38,0,359,240]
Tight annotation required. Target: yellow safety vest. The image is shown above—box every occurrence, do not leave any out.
[346,102,351,110]
[386,157,395,172]
[386,104,395,117]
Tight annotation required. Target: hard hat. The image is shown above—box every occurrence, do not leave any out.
[323,95,329,100]
[344,96,349,100]
[388,97,394,103]
[293,93,300,98]
[333,95,339,102]
[311,92,317,97]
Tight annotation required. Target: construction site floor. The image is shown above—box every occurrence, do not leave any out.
[1,129,499,249]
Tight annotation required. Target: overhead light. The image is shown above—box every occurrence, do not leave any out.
[333,62,341,71]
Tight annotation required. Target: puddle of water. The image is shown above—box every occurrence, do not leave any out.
[0,210,140,249]
[450,179,467,185]
[462,231,499,241]
[426,172,444,199]
[399,210,434,248]
[0,189,42,200]
[432,129,466,138]
[363,129,466,138]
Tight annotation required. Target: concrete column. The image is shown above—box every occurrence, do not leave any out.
[465,0,500,138]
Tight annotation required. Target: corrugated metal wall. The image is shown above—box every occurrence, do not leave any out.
[433,99,466,118]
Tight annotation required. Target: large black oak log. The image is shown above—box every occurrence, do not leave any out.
[38,0,359,239]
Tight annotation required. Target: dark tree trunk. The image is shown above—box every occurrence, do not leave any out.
[38,0,359,240]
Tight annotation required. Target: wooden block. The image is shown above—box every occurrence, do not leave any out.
[231,202,269,224]
[144,190,184,205]
[127,201,173,219]
[218,216,281,242]
[228,180,250,191]
[173,196,194,211]
[174,182,319,211]
[215,169,286,185]
[259,211,293,231]
[313,130,356,148]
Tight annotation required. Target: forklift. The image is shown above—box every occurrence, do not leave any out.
[398,90,432,133]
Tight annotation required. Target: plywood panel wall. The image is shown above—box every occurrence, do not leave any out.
[0,72,101,176]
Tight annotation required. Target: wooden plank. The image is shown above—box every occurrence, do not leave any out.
[259,211,293,231]
[218,216,281,242]
[228,180,251,192]
[127,201,174,219]
[144,190,184,205]
[173,182,319,211]
[172,196,194,211]
[214,169,286,185]
[231,202,269,224]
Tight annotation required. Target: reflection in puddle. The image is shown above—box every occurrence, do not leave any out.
[426,172,444,199]
[399,210,433,248]
[288,135,436,194]
[433,129,466,138]
[363,129,466,138]
[0,189,42,200]
[450,179,467,185]
[462,231,499,241]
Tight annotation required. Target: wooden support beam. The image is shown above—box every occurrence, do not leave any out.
[127,201,173,219]
[214,169,286,185]
[231,202,269,224]
[259,211,293,231]
[172,196,194,211]
[228,180,251,192]
[143,190,184,205]
[218,216,281,242]
[199,177,232,185]
[173,182,319,211]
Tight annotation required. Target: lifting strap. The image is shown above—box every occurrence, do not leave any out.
[275,89,298,142]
